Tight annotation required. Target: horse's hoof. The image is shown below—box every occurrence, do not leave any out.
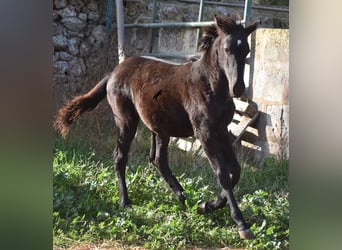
[197,202,207,214]
[238,229,255,240]
[120,201,132,209]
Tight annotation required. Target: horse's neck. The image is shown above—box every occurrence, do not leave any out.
[195,53,228,95]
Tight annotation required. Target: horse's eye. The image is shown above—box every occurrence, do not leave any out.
[224,48,230,53]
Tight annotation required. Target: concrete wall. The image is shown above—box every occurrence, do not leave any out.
[243,28,289,160]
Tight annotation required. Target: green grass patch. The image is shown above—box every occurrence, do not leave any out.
[53,134,289,249]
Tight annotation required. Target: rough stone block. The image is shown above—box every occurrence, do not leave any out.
[68,38,80,56]
[54,61,69,75]
[54,0,67,9]
[61,17,86,32]
[53,34,68,51]
[61,6,77,17]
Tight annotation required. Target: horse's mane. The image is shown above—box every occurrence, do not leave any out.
[198,14,243,52]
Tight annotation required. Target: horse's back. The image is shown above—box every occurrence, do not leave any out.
[108,56,194,137]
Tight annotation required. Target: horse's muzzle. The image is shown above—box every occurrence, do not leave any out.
[233,82,245,97]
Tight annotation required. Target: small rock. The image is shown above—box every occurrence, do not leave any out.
[69,58,86,77]
[136,40,144,50]
[78,13,87,22]
[80,42,91,57]
[60,6,77,17]
[53,10,61,21]
[68,38,80,56]
[59,51,73,61]
[53,52,59,62]
[54,0,67,9]
[91,25,106,43]
[53,22,66,36]
[61,17,86,32]
[53,34,68,50]
[54,61,69,75]
[88,12,99,22]
[162,6,182,21]
[87,2,98,11]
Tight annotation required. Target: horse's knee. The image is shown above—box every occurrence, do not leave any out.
[229,160,241,187]
[231,169,241,187]
[113,147,128,170]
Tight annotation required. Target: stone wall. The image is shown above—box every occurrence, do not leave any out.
[53,0,116,108]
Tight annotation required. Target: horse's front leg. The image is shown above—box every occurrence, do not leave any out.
[197,130,241,214]
[196,128,254,239]
[153,134,186,206]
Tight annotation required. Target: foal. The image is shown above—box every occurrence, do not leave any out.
[54,15,259,239]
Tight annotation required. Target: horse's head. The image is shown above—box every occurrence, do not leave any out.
[200,15,259,97]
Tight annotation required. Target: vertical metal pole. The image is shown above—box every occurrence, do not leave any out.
[105,0,114,33]
[149,0,158,53]
[243,0,252,27]
[243,0,253,98]
[196,0,205,50]
[116,0,126,63]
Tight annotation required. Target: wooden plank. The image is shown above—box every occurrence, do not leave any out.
[173,138,201,153]
[233,98,258,118]
[228,122,239,136]
[233,112,259,145]
[230,116,252,136]
[241,140,262,151]
[232,113,243,123]
[240,126,259,142]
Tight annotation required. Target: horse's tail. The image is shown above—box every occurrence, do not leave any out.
[54,74,110,137]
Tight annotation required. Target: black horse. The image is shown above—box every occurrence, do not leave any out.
[54,14,259,239]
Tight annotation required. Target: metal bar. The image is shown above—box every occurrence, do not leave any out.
[105,0,114,33]
[143,52,198,59]
[196,0,205,50]
[179,0,289,12]
[116,0,126,63]
[125,21,215,29]
[149,0,158,53]
[243,0,252,27]
[251,4,289,12]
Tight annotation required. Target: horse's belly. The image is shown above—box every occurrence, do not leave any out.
[136,101,193,137]
[157,111,194,137]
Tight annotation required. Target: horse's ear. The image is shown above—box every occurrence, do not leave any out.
[214,14,227,33]
[245,20,260,36]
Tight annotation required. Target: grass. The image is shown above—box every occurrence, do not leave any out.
[53,126,289,249]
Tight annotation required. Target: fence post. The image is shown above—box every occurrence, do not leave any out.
[116,0,126,63]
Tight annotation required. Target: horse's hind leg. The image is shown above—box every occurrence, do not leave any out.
[153,134,186,206]
[110,96,139,208]
[149,132,156,163]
